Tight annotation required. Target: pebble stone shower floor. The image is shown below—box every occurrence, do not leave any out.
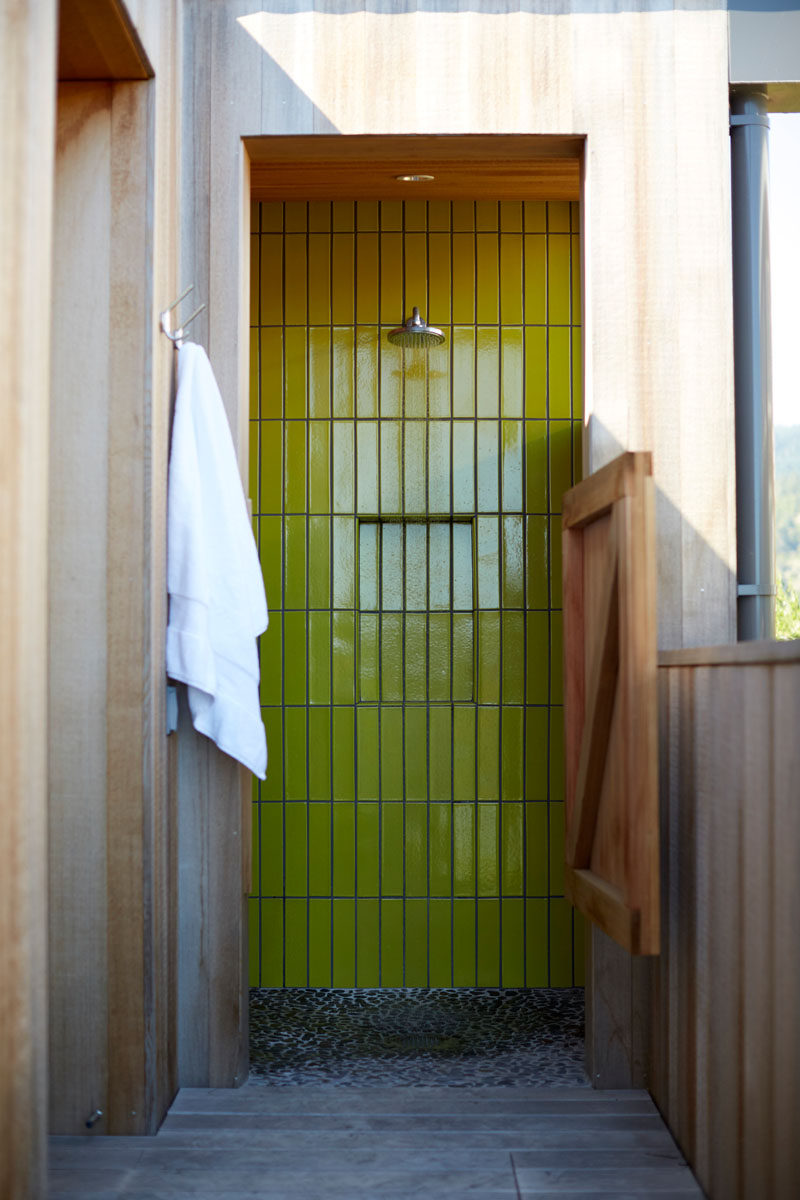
[248,987,589,1088]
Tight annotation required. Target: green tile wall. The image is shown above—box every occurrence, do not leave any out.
[249,199,584,987]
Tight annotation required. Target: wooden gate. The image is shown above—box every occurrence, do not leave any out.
[562,452,659,955]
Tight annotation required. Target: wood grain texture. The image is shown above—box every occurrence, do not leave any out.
[58,0,152,80]
[0,3,57,1196]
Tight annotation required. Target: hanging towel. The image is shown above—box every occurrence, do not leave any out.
[166,342,268,778]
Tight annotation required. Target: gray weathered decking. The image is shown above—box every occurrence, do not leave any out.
[49,1085,704,1198]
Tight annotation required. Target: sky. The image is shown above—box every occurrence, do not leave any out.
[770,113,800,427]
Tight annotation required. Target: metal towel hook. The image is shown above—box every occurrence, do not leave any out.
[160,284,206,349]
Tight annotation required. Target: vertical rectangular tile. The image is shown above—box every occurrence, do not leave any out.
[525,898,548,985]
[429,898,452,987]
[549,327,572,419]
[403,421,426,513]
[332,611,355,703]
[405,803,427,896]
[260,418,282,512]
[308,234,331,325]
[308,801,331,893]
[428,231,451,325]
[428,613,451,704]
[502,803,524,894]
[309,421,330,514]
[525,708,548,803]
[405,614,427,703]
[356,420,379,513]
[283,612,306,705]
[502,420,524,513]
[248,898,260,986]
[285,706,307,800]
[284,236,307,325]
[526,515,548,608]
[308,709,331,803]
[548,233,571,325]
[404,706,427,801]
[477,803,499,896]
[332,802,355,894]
[332,327,354,418]
[477,706,500,802]
[332,704,355,792]
[500,233,523,324]
[380,709,404,803]
[381,898,404,986]
[477,516,500,607]
[284,421,306,512]
[332,517,355,608]
[502,704,524,803]
[355,328,379,418]
[501,327,524,418]
[478,611,501,704]
[453,899,476,986]
[283,514,306,609]
[405,898,428,986]
[476,328,500,418]
[261,709,283,800]
[260,802,283,895]
[477,899,500,985]
[404,231,427,319]
[476,233,499,324]
[381,613,403,702]
[380,231,403,326]
[260,616,281,706]
[308,516,330,607]
[428,422,451,513]
[332,899,355,987]
[308,326,331,418]
[525,801,548,895]
[405,524,427,610]
[453,802,476,895]
[429,802,452,895]
[452,327,476,419]
[357,899,379,987]
[380,420,402,513]
[260,234,283,325]
[452,614,475,702]
[309,899,331,986]
[524,327,547,417]
[331,233,355,324]
[357,803,379,894]
[357,707,379,801]
[261,899,283,987]
[284,803,307,896]
[358,613,379,703]
[452,420,475,512]
[453,706,476,802]
[549,419,573,512]
[502,614,525,706]
[429,703,452,801]
[356,232,379,324]
[452,234,475,324]
[502,515,524,609]
[381,801,404,893]
[549,898,574,986]
[502,898,525,988]
[524,234,546,325]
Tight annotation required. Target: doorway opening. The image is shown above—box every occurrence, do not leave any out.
[245,136,584,1087]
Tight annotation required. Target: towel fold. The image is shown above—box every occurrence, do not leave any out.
[166,342,268,778]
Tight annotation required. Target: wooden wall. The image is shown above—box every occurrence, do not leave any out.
[654,642,800,1199]
[0,3,57,1193]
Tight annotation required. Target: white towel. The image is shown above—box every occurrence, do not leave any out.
[166,342,268,778]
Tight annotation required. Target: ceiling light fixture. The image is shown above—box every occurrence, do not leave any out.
[395,174,435,183]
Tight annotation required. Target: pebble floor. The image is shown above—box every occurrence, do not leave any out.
[249,987,589,1088]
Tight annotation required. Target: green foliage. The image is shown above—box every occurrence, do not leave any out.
[775,426,800,594]
[776,578,800,641]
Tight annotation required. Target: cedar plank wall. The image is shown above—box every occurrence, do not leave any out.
[0,3,57,1196]
[182,0,736,1088]
[654,643,800,1200]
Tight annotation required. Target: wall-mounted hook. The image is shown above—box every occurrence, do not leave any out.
[160,284,205,349]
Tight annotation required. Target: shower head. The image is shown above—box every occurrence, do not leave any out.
[387,307,445,348]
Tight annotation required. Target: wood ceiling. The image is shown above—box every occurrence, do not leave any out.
[245,135,583,202]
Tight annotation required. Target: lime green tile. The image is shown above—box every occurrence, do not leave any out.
[355,330,379,419]
[526,515,549,609]
[573,911,586,985]
[260,202,282,233]
[428,706,452,804]
[502,704,524,802]
[502,898,525,987]
[403,421,426,512]
[262,709,283,800]
[428,423,451,513]
[525,802,548,895]
[524,235,546,326]
[260,616,281,705]
[260,235,283,325]
[356,232,379,324]
[453,802,476,895]
[549,327,571,419]
[331,233,354,324]
[428,615,451,705]
[249,325,259,417]
[475,200,497,232]
[453,613,475,702]
[309,899,331,986]
[357,707,379,801]
[405,898,428,985]
[308,234,331,325]
[428,200,451,232]
[477,803,499,896]
[550,707,565,803]
[547,235,571,326]
[381,801,404,894]
[357,803,379,895]
[476,234,499,324]
[404,616,426,705]
[259,514,282,597]
[525,708,548,803]
[250,236,260,327]
[308,709,331,802]
[356,200,378,231]
[309,611,332,704]
[260,802,283,894]
[525,898,548,985]
[283,612,306,705]
[332,517,355,608]
[404,199,427,232]
[359,613,378,702]
[571,233,582,322]
[381,613,403,702]
[428,343,450,419]
[524,201,546,234]
[309,326,331,418]
[428,232,451,325]
[332,899,355,987]
[452,200,474,232]
[526,612,549,705]
[380,232,403,327]
[284,201,307,233]
[452,234,475,324]
[308,801,331,894]
[524,327,547,417]
[284,421,306,513]
[332,422,354,512]
[500,201,523,233]
[429,524,452,610]
[476,329,499,418]
[477,899,500,984]
[381,898,404,986]
[260,418,282,512]
[248,898,260,986]
[549,516,562,609]
[429,898,452,987]
[380,708,403,802]
[429,804,451,896]
[380,420,402,512]
[502,516,524,609]
[572,329,583,419]
[308,516,330,607]
[405,524,427,610]
[452,420,475,511]
[309,421,330,514]
[570,201,581,233]
[285,707,307,800]
[357,899,379,986]
[356,420,379,514]
[550,612,563,704]
[332,705,355,795]
[453,899,476,986]
[405,706,427,802]
[453,706,476,802]
[285,802,307,896]
[478,611,500,704]
[453,523,474,609]
[477,707,500,802]
[284,238,307,327]
[285,900,306,986]
[249,421,259,516]
[550,897,573,986]
[333,201,354,232]
[332,802,355,894]
[502,802,524,894]
[405,803,427,896]
[477,518,500,609]
[404,231,427,321]
[524,421,547,515]
[500,233,523,324]
[283,515,306,609]
[452,327,476,419]
[549,802,565,895]
[502,420,524,513]
[573,418,583,486]
[501,327,524,418]
[250,802,260,894]
[332,328,355,419]
[261,899,283,987]
[548,201,571,234]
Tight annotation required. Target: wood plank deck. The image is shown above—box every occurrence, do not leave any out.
[49,1085,704,1198]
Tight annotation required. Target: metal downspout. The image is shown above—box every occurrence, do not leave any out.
[730,89,775,640]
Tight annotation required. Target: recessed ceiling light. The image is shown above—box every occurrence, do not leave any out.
[395,174,435,183]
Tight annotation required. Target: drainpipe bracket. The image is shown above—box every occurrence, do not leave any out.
[730,114,771,130]
[737,583,776,597]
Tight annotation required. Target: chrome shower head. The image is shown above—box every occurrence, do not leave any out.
[387,307,445,348]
